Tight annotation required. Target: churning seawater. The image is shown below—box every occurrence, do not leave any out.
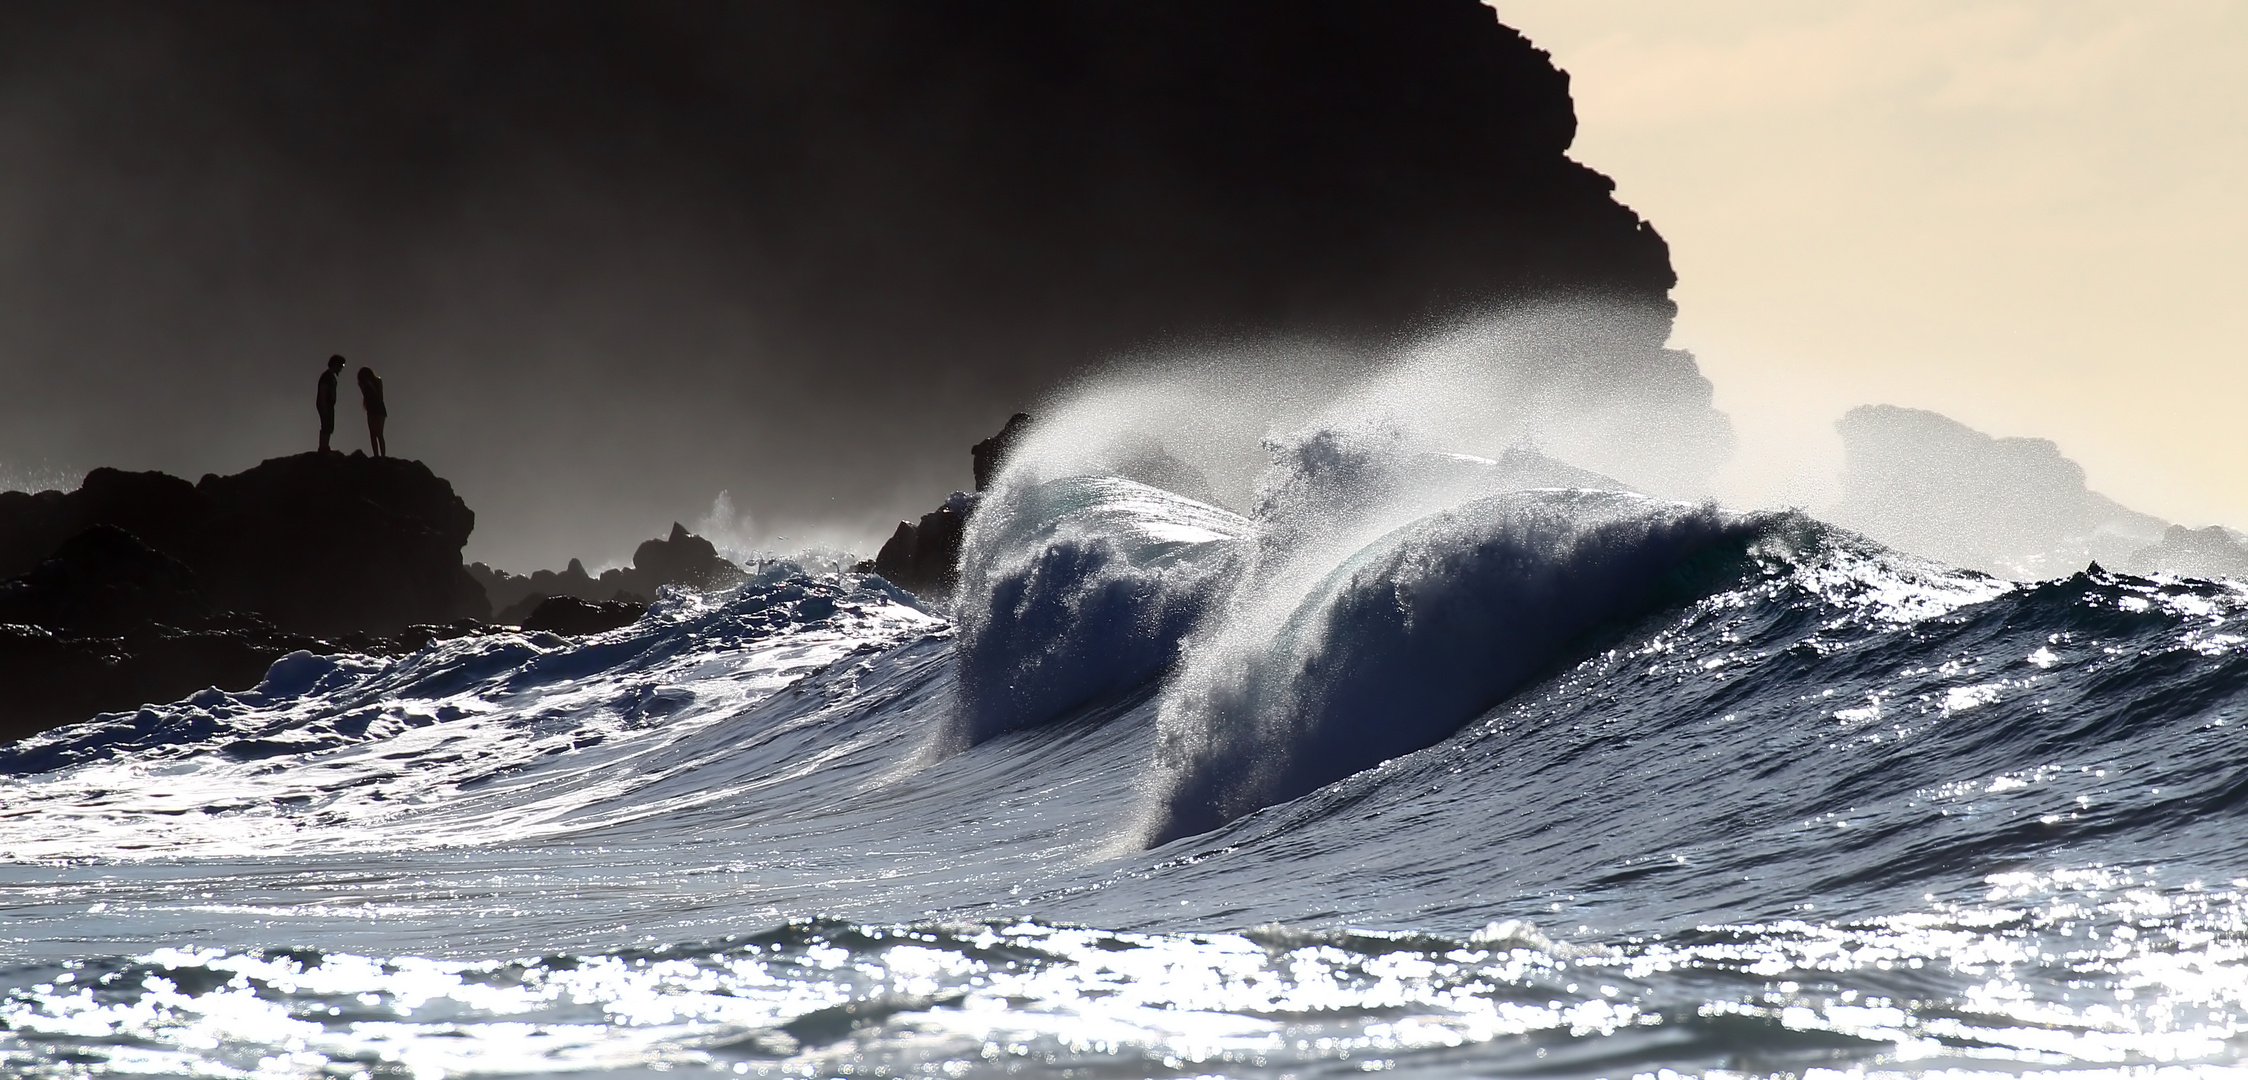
[3,424,2246,1079]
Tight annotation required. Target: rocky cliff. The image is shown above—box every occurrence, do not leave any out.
[0,453,486,635]
[0,0,1717,559]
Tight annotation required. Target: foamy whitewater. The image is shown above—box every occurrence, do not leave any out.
[5,346,2248,1078]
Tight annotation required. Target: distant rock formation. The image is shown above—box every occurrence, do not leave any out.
[2128,524,2248,581]
[1830,405,2241,580]
[1107,436,1221,506]
[972,414,1032,492]
[471,522,745,624]
[469,558,615,619]
[0,453,486,635]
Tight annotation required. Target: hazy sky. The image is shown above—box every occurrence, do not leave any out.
[1495,0,2248,527]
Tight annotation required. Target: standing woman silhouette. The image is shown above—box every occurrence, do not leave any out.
[357,366,388,457]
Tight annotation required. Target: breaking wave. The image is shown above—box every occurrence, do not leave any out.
[4,348,2248,1075]
[1147,488,1766,843]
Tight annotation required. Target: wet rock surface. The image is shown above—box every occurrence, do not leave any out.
[972,414,1032,493]
[2128,524,2248,581]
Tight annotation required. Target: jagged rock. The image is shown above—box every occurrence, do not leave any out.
[972,414,1032,492]
[0,528,499,742]
[872,492,976,599]
[626,523,744,593]
[0,623,304,743]
[475,523,742,624]
[874,414,1051,598]
[0,617,501,743]
[0,524,279,737]
[0,452,486,635]
[0,454,503,739]
[520,596,646,636]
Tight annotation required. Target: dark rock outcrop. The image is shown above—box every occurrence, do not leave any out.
[0,1,1713,559]
[0,525,215,634]
[869,414,1045,598]
[520,596,647,636]
[0,617,497,744]
[0,454,502,739]
[0,525,495,741]
[0,623,304,743]
[871,492,977,599]
[0,453,486,635]
[625,523,745,594]
[972,414,1033,492]
[473,523,744,624]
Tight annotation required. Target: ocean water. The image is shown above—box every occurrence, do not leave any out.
[3,433,2247,1079]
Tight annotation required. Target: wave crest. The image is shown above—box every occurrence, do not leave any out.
[1144,489,1767,844]
[952,476,1248,746]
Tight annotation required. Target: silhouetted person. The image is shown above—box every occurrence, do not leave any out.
[315,355,345,452]
[357,366,387,457]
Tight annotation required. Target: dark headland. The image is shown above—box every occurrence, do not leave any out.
[0,454,486,636]
[0,453,751,740]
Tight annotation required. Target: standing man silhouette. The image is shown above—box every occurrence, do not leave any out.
[357,366,388,457]
[316,355,346,453]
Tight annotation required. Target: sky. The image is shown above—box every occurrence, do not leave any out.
[1495,0,2248,526]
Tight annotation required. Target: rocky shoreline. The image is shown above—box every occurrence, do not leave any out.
[0,454,762,740]
[0,418,1026,741]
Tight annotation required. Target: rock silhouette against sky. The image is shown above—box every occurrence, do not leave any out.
[0,0,1703,568]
